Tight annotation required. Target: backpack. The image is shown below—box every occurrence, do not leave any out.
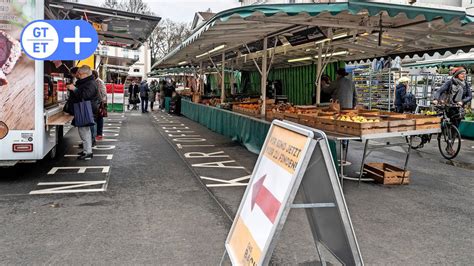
[403,92,417,112]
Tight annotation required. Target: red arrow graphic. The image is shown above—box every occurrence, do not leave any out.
[251,175,281,224]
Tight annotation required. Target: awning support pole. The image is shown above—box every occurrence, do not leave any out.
[208,55,223,80]
[261,37,268,116]
[316,43,323,105]
[221,52,225,103]
[199,61,203,96]
[266,37,278,76]
[245,44,262,75]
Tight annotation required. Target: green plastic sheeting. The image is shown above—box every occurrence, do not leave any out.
[182,100,271,154]
[181,100,339,171]
[459,120,474,139]
[241,62,345,105]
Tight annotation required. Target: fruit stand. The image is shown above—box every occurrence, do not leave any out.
[153,2,473,185]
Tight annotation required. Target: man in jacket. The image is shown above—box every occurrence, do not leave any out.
[331,69,357,109]
[67,65,100,160]
[139,80,150,113]
[433,67,472,127]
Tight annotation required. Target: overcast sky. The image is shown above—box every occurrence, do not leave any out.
[80,0,241,23]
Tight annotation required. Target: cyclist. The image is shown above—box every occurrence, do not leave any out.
[433,67,472,127]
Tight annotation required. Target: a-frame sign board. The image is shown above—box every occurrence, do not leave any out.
[224,120,362,265]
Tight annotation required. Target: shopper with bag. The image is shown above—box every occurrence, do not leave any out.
[395,77,416,113]
[93,70,107,140]
[67,66,100,160]
[128,80,139,110]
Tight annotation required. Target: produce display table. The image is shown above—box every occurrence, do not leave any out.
[182,100,441,186]
[459,120,474,139]
[324,128,441,187]
[181,100,340,165]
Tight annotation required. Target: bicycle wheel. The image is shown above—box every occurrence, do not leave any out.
[437,125,462,160]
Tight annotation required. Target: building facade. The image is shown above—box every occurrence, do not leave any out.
[97,45,151,81]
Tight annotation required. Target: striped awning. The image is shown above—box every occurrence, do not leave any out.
[153,1,474,71]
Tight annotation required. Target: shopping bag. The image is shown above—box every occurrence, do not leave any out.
[99,102,108,118]
[73,100,95,127]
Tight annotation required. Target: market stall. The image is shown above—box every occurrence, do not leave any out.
[153,1,474,183]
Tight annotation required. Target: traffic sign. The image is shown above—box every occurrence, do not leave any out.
[21,20,98,60]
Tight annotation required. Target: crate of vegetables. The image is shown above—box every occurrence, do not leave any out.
[385,118,416,132]
[335,115,388,136]
[232,104,261,116]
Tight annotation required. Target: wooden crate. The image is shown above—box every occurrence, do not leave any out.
[284,114,300,123]
[386,118,416,132]
[273,112,285,120]
[406,115,441,130]
[313,117,336,132]
[364,163,410,185]
[335,120,388,136]
[232,106,260,116]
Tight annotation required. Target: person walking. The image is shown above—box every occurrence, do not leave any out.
[139,80,150,113]
[67,66,100,160]
[128,80,139,110]
[331,69,357,109]
[92,70,107,140]
[149,80,158,111]
[159,80,166,110]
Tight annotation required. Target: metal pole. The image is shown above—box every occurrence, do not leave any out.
[316,43,323,105]
[199,61,203,96]
[221,52,225,103]
[261,37,268,116]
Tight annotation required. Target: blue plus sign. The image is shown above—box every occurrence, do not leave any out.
[63,26,92,55]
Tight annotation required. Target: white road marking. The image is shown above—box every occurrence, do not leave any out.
[29,181,106,195]
[192,160,245,169]
[48,166,110,175]
[103,133,119,137]
[65,154,114,160]
[185,151,229,158]
[200,175,250,187]
[173,138,207,142]
[176,144,215,148]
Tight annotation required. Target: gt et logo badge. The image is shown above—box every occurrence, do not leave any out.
[20,20,98,60]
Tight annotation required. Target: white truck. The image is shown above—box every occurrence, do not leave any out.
[0,0,160,166]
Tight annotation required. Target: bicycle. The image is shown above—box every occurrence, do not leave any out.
[409,104,462,160]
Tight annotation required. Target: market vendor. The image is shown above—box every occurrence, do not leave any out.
[331,69,357,109]
[395,76,416,113]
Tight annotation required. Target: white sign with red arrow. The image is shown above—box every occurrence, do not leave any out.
[226,121,315,265]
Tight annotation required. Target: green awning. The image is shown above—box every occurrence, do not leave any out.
[218,1,467,24]
[154,1,474,71]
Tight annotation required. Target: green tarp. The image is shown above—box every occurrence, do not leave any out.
[181,100,339,171]
[219,1,469,24]
[241,62,345,105]
[182,100,271,153]
[459,120,474,139]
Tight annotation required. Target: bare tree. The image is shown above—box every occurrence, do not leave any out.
[102,0,154,15]
[148,19,192,65]
[102,0,119,9]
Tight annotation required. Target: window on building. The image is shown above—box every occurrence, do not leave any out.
[133,69,140,73]
[134,54,140,60]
